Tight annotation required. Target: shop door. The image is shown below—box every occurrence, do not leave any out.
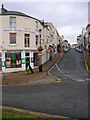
[25,57,30,70]
[33,53,39,67]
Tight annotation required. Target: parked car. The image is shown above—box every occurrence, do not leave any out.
[76,48,79,51]
[78,49,83,53]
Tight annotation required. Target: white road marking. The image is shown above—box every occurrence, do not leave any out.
[77,79,85,82]
[86,79,90,81]
[56,64,86,82]
[56,64,76,81]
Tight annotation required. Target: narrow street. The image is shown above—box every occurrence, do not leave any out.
[50,49,88,82]
[2,49,88,119]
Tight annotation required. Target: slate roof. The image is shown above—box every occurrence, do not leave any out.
[0,7,40,22]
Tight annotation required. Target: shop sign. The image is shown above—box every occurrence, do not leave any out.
[7,50,22,53]
[2,29,35,34]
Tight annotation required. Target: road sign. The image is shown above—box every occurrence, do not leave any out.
[38,52,42,57]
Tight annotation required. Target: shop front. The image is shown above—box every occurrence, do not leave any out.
[2,50,35,73]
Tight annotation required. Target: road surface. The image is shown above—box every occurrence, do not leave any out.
[2,49,88,119]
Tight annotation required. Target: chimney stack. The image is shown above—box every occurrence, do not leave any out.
[40,20,44,23]
[2,4,4,9]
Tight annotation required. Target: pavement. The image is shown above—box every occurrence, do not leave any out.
[2,53,62,86]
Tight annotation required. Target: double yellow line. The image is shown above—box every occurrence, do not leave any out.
[84,55,90,72]
[48,55,62,81]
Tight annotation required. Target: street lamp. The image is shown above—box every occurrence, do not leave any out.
[39,29,42,72]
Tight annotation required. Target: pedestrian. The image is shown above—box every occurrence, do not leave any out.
[26,63,29,75]
[26,62,34,75]
[29,65,34,73]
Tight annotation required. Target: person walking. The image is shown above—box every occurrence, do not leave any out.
[29,65,34,73]
[26,63,34,75]
[26,63,30,75]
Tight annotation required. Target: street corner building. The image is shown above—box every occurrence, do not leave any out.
[0,4,62,73]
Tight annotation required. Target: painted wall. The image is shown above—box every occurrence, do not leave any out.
[1,15,43,51]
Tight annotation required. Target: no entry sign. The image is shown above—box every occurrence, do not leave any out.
[38,52,42,57]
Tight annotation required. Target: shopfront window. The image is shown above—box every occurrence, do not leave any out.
[5,53,21,68]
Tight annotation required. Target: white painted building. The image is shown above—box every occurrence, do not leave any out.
[0,5,61,73]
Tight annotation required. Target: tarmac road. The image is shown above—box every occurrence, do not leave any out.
[2,49,88,119]
[50,49,89,82]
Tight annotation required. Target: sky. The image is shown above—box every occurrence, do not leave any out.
[0,0,89,45]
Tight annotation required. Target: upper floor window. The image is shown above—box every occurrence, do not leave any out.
[36,35,38,46]
[35,21,38,31]
[10,17,16,28]
[25,34,30,47]
[46,37,48,43]
[10,33,16,44]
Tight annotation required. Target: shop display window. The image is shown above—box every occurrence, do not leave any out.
[5,52,21,68]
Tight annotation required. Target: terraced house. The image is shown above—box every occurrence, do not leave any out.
[0,4,61,73]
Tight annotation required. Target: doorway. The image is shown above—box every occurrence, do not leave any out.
[33,53,39,67]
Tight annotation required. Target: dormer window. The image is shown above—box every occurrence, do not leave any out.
[10,17,16,28]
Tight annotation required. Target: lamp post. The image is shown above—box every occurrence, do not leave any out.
[39,29,42,72]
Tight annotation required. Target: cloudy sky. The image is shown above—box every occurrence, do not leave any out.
[1,0,89,45]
